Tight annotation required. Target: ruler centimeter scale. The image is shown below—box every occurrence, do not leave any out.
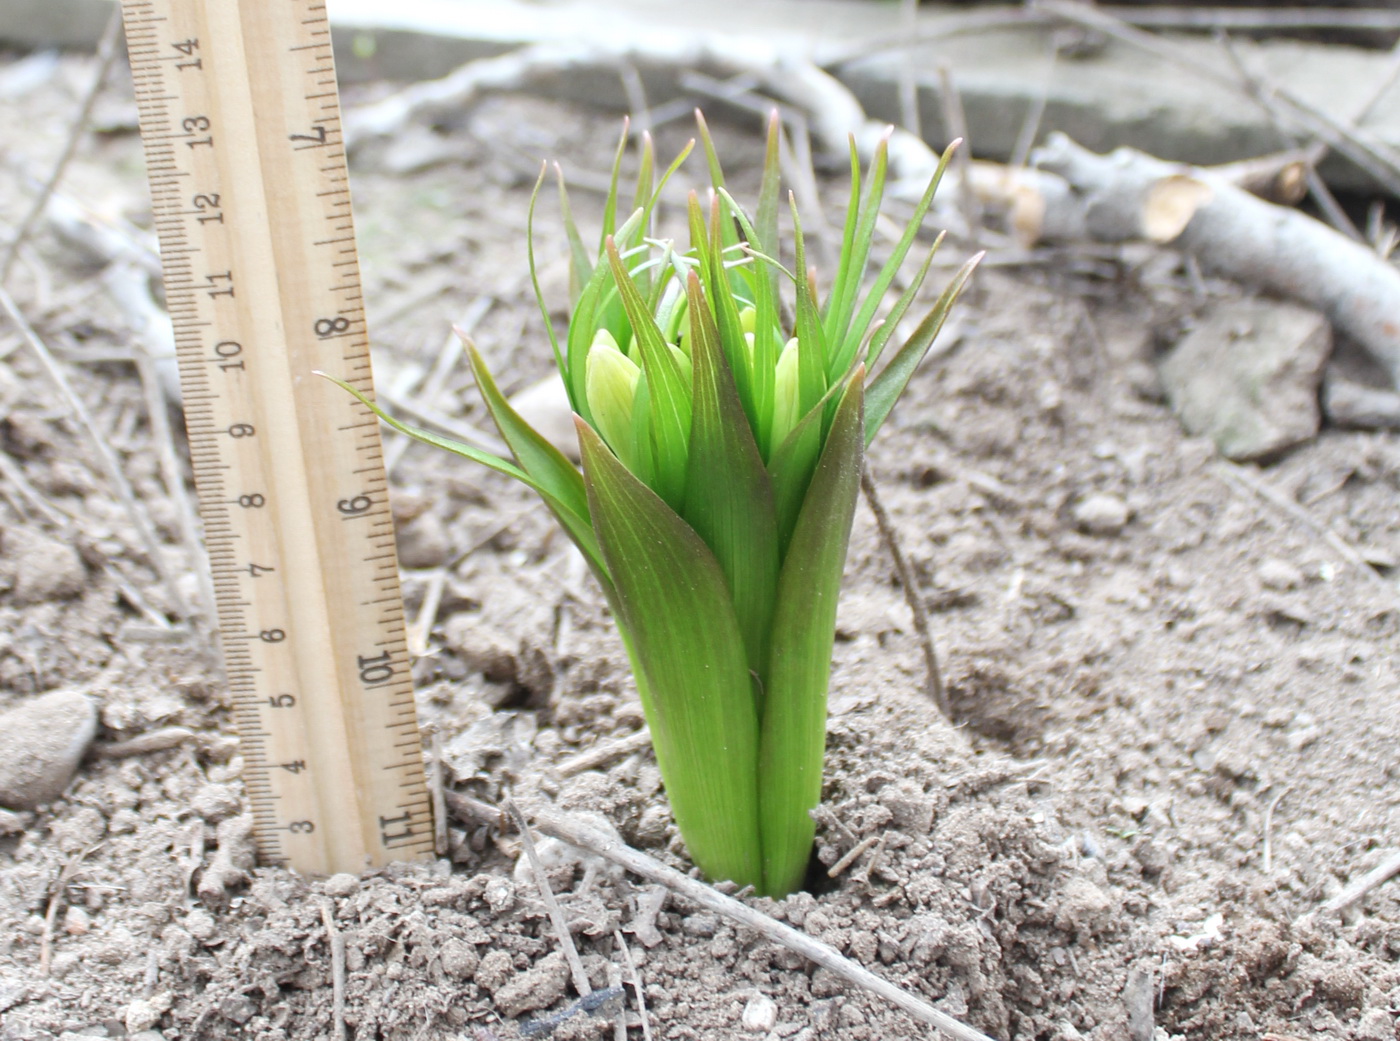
[119,0,434,873]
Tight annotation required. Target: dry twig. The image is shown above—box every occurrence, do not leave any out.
[505,798,593,999]
[0,286,191,621]
[860,467,948,717]
[556,728,654,779]
[320,898,347,1041]
[1212,462,1393,603]
[0,8,122,283]
[613,928,653,1041]
[1320,849,1400,915]
[526,805,998,1041]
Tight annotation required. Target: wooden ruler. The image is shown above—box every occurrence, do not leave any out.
[119,0,434,873]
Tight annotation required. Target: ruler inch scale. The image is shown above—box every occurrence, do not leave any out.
[119,0,434,874]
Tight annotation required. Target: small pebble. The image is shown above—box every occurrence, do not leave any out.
[125,993,170,1033]
[483,877,515,913]
[0,690,98,809]
[742,993,777,1033]
[63,906,91,936]
[1072,493,1130,536]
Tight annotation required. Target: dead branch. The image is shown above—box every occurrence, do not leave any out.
[1323,376,1400,430]
[345,41,941,191]
[1033,0,1400,198]
[1029,134,1400,390]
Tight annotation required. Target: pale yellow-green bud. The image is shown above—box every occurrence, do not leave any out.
[738,306,757,337]
[771,336,800,446]
[668,343,693,387]
[586,337,641,463]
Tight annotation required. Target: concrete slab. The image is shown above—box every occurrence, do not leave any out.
[6,0,1398,192]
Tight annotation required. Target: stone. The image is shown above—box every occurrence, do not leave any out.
[0,690,98,809]
[1158,299,1331,461]
[1073,492,1131,536]
[742,993,777,1033]
[2,526,87,604]
[125,992,172,1033]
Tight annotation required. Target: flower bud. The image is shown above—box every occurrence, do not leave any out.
[669,343,693,387]
[739,306,757,336]
[771,336,800,446]
[586,334,641,463]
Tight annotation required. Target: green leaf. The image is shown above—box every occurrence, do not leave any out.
[566,208,646,419]
[788,196,829,423]
[681,272,780,690]
[604,237,691,507]
[863,236,939,370]
[759,372,865,897]
[320,370,610,591]
[694,108,727,189]
[717,190,779,458]
[555,164,593,304]
[753,110,783,304]
[578,420,763,890]
[864,252,982,446]
[599,118,630,249]
[765,372,849,555]
[822,136,866,347]
[833,140,957,377]
[526,163,567,380]
[691,193,757,438]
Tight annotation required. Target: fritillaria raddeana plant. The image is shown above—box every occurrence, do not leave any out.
[340,113,978,896]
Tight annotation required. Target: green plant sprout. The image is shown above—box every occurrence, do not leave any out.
[334,112,978,897]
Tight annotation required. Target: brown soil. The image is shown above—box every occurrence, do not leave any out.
[1,49,1399,1041]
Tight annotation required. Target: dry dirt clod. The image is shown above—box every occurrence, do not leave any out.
[0,526,87,605]
[0,689,97,809]
[493,950,570,1019]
